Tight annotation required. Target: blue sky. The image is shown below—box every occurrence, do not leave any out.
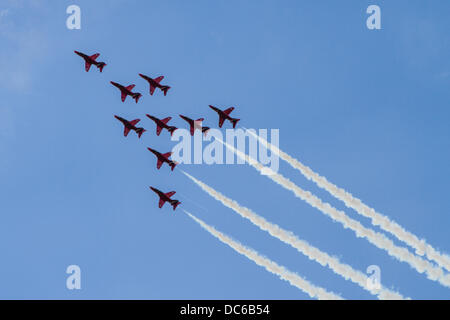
[0,0,449,299]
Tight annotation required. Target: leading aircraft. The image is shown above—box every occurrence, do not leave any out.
[114,115,146,138]
[147,147,178,171]
[179,114,210,136]
[139,74,171,96]
[149,187,181,210]
[110,81,142,103]
[146,114,178,136]
[74,51,107,72]
[209,105,240,128]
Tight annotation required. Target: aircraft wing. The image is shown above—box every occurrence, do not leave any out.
[90,53,100,60]
[124,127,131,137]
[162,152,172,158]
[218,115,225,128]
[156,159,163,170]
[126,84,135,91]
[129,119,140,126]
[121,92,127,102]
[223,107,234,115]
[85,61,92,72]
[150,85,156,95]
[158,199,165,208]
[154,76,164,83]
[165,191,176,198]
[156,125,163,136]
[161,117,171,124]
[190,125,195,136]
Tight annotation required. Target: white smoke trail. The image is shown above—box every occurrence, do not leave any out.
[184,210,343,300]
[218,138,450,288]
[182,171,407,299]
[247,129,450,272]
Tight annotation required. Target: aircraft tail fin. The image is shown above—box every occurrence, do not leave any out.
[133,93,142,103]
[98,62,106,72]
[136,128,146,138]
[167,126,177,136]
[202,127,210,137]
[171,200,181,210]
[170,162,178,171]
[161,86,171,96]
[231,118,240,128]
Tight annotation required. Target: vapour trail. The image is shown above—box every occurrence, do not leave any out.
[246,129,450,272]
[184,209,344,300]
[182,171,407,299]
[217,138,450,288]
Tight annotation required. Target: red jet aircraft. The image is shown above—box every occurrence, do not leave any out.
[209,105,240,128]
[179,114,210,136]
[139,74,171,96]
[147,147,178,171]
[149,187,181,210]
[146,114,178,136]
[74,51,107,72]
[114,115,146,138]
[110,81,142,103]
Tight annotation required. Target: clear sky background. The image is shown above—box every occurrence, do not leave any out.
[0,0,449,299]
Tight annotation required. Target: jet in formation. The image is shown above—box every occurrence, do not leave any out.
[74,51,107,72]
[147,147,178,171]
[114,115,146,138]
[209,105,240,128]
[146,114,178,136]
[74,50,185,211]
[179,114,210,136]
[110,81,142,103]
[150,187,181,210]
[139,74,171,96]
